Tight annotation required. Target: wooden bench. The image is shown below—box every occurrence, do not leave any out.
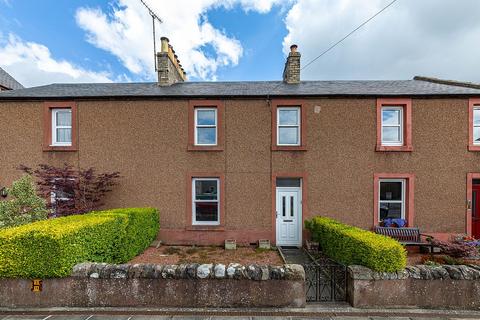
[374,226,435,252]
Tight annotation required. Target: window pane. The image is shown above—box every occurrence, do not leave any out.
[195,202,218,222]
[56,128,71,143]
[290,196,294,217]
[278,109,299,125]
[278,127,299,145]
[382,109,400,125]
[382,126,401,142]
[276,178,301,187]
[196,109,216,125]
[474,127,480,143]
[474,109,480,125]
[380,181,403,201]
[195,180,218,200]
[56,111,71,126]
[196,127,216,144]
[282,196,286,217]
[380,202,402,220]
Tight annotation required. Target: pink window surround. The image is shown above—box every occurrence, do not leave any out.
[185,172,225,231]
[376,98,413,152]
[373,173,415,227]
[468,98,480,152]
[271,99,307,151]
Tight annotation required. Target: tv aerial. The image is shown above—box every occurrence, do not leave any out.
[139,0,163,71]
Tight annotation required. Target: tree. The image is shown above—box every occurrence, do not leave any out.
[0,175,48,229]
[19,164,120,217]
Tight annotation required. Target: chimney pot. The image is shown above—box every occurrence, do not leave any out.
[160,37,169,53]
[283,44,301,84]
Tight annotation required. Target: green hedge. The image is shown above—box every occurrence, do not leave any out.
[0,208,159,278]
[305,216,406,272]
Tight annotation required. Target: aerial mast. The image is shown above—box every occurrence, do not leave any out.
[139,0,163,71]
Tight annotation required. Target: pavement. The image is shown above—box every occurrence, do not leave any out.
[2,305,480,320]
[1,315,480,320]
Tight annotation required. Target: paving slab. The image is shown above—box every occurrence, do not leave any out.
[133,317,173,320]
[2,316,49,320]
[88,316,133,320]
[332,317,372,320]
[49,316,89,320]
[370,317,412,320]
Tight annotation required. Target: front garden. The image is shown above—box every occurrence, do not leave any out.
[130,245,282,265]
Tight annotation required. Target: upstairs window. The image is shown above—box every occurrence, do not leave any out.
[468,99,480,151]
[194,108,217,146]
[473,107,480,145]
[192,178,220,225]
[376,98,412,152]
[51,109,72,146]
[44,101,77,152]
[381,107,403,146]
[277,107,301,146]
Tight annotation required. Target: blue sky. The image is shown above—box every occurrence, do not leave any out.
[1,0,480,87]
[0,0,293,85]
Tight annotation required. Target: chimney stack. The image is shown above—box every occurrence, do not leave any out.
[157,37,187,86]
[282,44,301,84]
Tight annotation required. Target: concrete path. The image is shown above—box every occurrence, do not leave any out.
[278,247,312,264]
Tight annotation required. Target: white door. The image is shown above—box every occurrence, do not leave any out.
[276,187,302,247]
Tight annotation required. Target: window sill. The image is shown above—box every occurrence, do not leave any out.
[468,145,480,152]
[376,145,413,152]
[188,145,224,152]
[185,225,225,231]
[272,145,307,151]
[43,146,77,152]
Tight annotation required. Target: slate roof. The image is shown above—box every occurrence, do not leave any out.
[0,67,24,90]
[0,79,480,99]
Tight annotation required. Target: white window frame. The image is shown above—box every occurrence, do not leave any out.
[381,106,403,146]
[194,108,217,146]
[51,108,72,146]
[277,106,301,146]
[192,177,220,226]
[473,106,480,145]
[378,178,405,221]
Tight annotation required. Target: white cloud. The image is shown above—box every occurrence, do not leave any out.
[0,34,114,87]
[282,0,480,82]
[75,0,286,81]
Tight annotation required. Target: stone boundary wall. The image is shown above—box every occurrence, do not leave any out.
[0,263,306,309]
[348,264,480,309]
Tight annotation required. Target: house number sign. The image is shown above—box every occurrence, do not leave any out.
[31,279,42,292]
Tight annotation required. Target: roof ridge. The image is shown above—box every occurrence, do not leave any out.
[414,76,480,90]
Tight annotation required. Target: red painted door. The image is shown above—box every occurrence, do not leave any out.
[473,185,480,239]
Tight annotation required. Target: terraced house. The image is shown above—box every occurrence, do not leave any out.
[1,39,480,246]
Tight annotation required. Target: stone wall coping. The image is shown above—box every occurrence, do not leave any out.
[348,264,480,280]
[71,263,305,281]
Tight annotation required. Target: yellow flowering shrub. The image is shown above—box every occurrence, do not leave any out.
[0,207,159,278]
